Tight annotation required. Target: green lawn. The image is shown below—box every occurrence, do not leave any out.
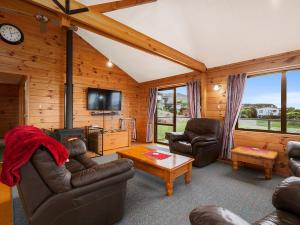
[157,119,188,143]
[239,119,300,133]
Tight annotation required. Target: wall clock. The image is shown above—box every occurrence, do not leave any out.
[0,23,24,45]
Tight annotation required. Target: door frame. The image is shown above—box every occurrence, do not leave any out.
[18,75,29,125]
[0,73,29,127]
[154,85,188,145]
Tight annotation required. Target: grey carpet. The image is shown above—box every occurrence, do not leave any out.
[13,149,284,225]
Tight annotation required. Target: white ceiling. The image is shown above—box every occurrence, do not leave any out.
[77,0,300,83]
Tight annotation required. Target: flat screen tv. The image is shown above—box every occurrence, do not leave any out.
[87,88,122,111]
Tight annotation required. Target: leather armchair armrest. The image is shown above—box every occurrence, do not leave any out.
[71,159,133,188]
[191,135,217,145]
[189,206,250,225]
[167,132,188,142]
[287,141,300,158]
[272,176,300,217]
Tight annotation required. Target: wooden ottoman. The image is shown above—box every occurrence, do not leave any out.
[231,146,278,179]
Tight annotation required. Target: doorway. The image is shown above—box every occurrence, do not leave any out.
[154,86,190,144]
[0,73,28,161]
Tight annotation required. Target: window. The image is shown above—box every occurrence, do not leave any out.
[287,70,300,133]
[237,69,300,134]
[155,86,190,144]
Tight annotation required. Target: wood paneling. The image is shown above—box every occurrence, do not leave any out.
[136,72,206,143]
[89,0,157,13]
[1,4,300,176]
[3,0,206,72]
[0,11,139,131]
[0,84,19,137]
[207,50,300,176]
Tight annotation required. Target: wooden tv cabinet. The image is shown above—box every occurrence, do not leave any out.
[103,130,131,151]
[88,129,131,155]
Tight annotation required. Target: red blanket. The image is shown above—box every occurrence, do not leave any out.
[0,126,69,187]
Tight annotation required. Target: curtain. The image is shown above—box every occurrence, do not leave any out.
[221,73,247,159]
[187,80,201,118]
[146,87,158,143]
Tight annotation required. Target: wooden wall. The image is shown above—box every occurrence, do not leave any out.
[1,5,300,176]
[0,84,19,137]
[206,50,300,176]
[136,71,206,143]
[0,11,139,131]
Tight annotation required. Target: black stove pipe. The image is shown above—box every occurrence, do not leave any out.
[65,28,73,129]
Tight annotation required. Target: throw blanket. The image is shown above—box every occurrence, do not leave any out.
[0,126,69,187]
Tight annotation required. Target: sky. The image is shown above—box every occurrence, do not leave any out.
[242,69,300,109]
[158,86,187,95]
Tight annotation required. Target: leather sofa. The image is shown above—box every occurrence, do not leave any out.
[287,141,300,177]
[166,118,222,167]
[17,138,134,225]
[189,176,300,225]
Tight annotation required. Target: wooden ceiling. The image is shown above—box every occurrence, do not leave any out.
[1,0,206,72]
[89,0,157,13]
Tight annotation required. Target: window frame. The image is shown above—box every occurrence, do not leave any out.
[154,85,190,145]
[236,68,300,135]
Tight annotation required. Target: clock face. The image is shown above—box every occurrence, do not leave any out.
[0,24,24,45]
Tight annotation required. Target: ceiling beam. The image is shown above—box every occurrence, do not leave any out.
[89,0,157,13]
[2,0,207,72]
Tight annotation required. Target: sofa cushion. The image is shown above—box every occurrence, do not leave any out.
[272,176,300,217]
[185,118,221,137]
[184,131,199,142]
[173,141,192,154]
[253,210,300,225]
[66,158,86,173]
[190,206,250,225]
[287,141,300,158]
[289,158,300,177]
[71,159,134,187]
[32,148,72,193]
[65,138,87,157]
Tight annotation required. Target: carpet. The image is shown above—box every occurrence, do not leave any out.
[12,148,284,225]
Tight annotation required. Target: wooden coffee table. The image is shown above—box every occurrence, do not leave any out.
[117,146,194,196]
[232,146,278,179]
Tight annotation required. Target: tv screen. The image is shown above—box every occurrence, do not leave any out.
[87,88,122,111]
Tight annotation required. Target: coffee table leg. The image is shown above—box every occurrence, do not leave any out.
[165,172,174,196]
[166,182,173,196]
[264,167,272,180]
[184,163,192,184]
[232,161,239,171]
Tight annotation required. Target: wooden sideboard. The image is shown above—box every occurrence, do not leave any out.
[88,129,131,155]
[103,130,131,151]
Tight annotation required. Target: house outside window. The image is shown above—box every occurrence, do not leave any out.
[237,69,300,134]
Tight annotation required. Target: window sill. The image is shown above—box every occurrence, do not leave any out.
[235,128,300,135]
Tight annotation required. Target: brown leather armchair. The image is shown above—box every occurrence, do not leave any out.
[189,176,300,225]
[17,138,134,225]
[287,141,300,177]
[167,118,222,167]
